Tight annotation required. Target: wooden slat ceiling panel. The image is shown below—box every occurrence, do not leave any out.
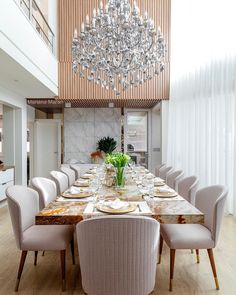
[58,0,170,106]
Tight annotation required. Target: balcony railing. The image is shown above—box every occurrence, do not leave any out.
[15,0,54,52]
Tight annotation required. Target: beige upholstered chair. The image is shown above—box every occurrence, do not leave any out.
[166,170,184,190]
[76,216,160,295]
[159,185,228,291]
[60,166,76,186]
[31,177,57,210]
[155,164,166,177]
[70,164,81,180]
[177,176,199,204]
[6,185,75,292]
[50,170,69,195]
[159,166,173,181]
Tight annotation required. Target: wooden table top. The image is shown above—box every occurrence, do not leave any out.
[35,169,204,225]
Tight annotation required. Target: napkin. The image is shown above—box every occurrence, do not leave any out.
[107,198,129,209]
[158,187,175,193]
[67,187,81,194]
[146,173,155,179]
[154,177,164,182]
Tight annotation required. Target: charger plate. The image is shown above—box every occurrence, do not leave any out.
[153,191,178,198]
[154,182,165,187]
[74,182,90,187]
[80,174,94,179]
[96,203,137,214]
[62,192,93,199]
[87,169,97,174]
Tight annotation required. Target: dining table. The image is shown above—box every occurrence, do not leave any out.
[35,166,204,225]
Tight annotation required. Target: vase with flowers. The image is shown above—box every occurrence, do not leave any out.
[105,152,130,188]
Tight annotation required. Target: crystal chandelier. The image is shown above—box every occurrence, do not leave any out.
[72,0,166,96]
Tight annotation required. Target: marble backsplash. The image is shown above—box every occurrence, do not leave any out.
[64,108,121,163]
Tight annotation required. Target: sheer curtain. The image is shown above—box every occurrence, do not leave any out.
[167,0,236,214]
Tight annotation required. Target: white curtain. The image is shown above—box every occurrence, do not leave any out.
[167,0,236,214]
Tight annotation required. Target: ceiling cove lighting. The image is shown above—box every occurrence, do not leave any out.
[72,0,166,96]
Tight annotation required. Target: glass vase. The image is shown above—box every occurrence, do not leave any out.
[115,167,125,188]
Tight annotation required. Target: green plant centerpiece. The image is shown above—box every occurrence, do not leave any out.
[105,152,130,188]
[97,136,117,154]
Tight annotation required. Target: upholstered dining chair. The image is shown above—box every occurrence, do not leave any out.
[177,176,199,204]
[166,170,184,190]
[159,185,228,291]
[31,177,57,210]
[155,163,166,177]
[70,164,81,180]
[50,170,69,195]
[159,166,173,182]
[60,166,76,186]
[6,185,75,292]
[76,216,160,295]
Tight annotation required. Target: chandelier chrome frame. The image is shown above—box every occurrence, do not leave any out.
[72,0,166,96]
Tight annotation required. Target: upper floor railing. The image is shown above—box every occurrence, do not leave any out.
[15,0,54,52]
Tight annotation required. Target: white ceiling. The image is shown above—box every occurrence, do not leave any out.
[0,49,57,98]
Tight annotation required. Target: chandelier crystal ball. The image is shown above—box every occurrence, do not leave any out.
[72,0,166,96]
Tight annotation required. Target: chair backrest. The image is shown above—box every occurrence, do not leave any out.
[155,164,166,177]
[6,185,39,249]
[31,177,57,210]
[60,166,76,186]
[70,164,81,180]
[159,166,173,181]
[166,170,184,190]
[50,171,69,194]
[77,216,160,295]
[195,185,227,246]
[177,176,199,204]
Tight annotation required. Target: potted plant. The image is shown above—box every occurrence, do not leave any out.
[97,136,117,154]
[105,152,130,187]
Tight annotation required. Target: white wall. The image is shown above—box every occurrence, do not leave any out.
[64,108,121,163]
[48,0,58,57]
[151,104,161,172]
[0,0,58,95]
[0,85,27,185]
[161,100,169,164]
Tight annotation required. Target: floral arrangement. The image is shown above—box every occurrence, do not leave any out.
[105,152,130,187]
[105,152,130,168]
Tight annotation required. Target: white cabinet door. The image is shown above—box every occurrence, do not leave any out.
[0,180,14,201]
[33,120,61,178]
[0,168,14,201]
[0,168,14,183]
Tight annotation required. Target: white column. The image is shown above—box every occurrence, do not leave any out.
[161,100,169,164]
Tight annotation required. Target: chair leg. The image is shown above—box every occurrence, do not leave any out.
[15,250,28,292]
[169,249,176,292]
[34,251,38,266]
[60,250,66,291]
[207,249,219,290]
[196,249,200,263]
[42,251,45,256]
[158,235,163,264]
[70,237,75,265]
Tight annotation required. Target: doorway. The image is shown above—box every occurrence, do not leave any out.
[124,110,151,169]
[33,119,61,178]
